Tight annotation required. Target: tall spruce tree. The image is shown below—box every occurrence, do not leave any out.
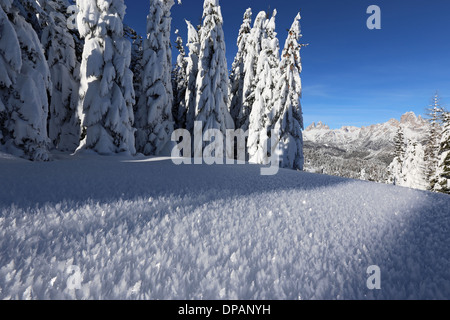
[229,8,252,127]
[394,126,406,163]
[388,126,406,185]
[0,0,51,161]
[424,93,444,191]
[76,0,136,155]
[436,111,450,194]
[125,24,143,111]
[135,0,175,156]
[42,0,81,152]
[236,11,266,132]
[194,0,234,156]
[272,12,304,170]
[248,10,280,165]
[172,31,188,130]
[184,20,200,133]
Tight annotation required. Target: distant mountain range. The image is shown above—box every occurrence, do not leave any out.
[303,112,430,181]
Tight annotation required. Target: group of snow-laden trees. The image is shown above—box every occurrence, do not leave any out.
[0,0,305,171]
[388,93,450,194]
[0,0,135,158]
[76,0,136,155]
[0,0,52,161]
[173,4,305,170]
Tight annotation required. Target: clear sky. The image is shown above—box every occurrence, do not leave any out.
[123,0,450,129]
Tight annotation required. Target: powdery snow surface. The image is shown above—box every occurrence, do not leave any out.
[0,153,449,300]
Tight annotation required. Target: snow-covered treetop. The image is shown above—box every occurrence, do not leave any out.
[280,11,303,79]
[265,9,277,37]
[253,11,267,32]
[77,0,127,38]
[237,8,252,45]
[262,9,279,58]
[175,34,185,57]
[243,7,252,21]
[185,19,199,45]
[202,0,222,22]
[289,12,302,38]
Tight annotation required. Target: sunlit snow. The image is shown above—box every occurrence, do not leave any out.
[0,153,449,299]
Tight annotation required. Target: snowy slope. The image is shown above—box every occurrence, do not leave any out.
[0,152,449,300]
[303,112,431,183]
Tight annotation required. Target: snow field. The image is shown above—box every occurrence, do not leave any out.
[1,155,449,299]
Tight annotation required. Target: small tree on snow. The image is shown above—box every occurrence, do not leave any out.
[76,0,136,155]
[404,141,428,190]
[135,0,175,156]
[0,0,51,161]
[194,0,234,156]
[271,12,304,171]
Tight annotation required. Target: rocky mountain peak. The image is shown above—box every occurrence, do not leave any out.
[399,112,427,129]
[306,121,330,131]
[400,112,417,124]
[304,112,429,153]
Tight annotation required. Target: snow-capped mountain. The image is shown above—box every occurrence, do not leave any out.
[303,112,430,182]
[304,112,428,155]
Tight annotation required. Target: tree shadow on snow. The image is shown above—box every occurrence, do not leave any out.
[329,190,450,300]
[0,156,350,210]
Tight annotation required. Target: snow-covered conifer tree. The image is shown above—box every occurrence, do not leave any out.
[389,130,428,190]
[184,20,200,133]
[436,111,450,194]
[229,8,252,127]
[76,0,136,155]
[13,0,45,35]
[248,10,280,164]
[125,25,143,108]
[388,126,406,185]
[41,0,81,152]
[0,1,16,150]
[236,11,266,131]
[393,126,406,164]
[194,0,234,155]
[424,93,444,190]
[135,0,175,156]
[0,0,51,161]
[401,141,428,190]
[271,12,304,170]
[388,129,406,187]
[172,31,188,129]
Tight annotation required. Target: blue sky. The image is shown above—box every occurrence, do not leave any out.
[124,0,450,129]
